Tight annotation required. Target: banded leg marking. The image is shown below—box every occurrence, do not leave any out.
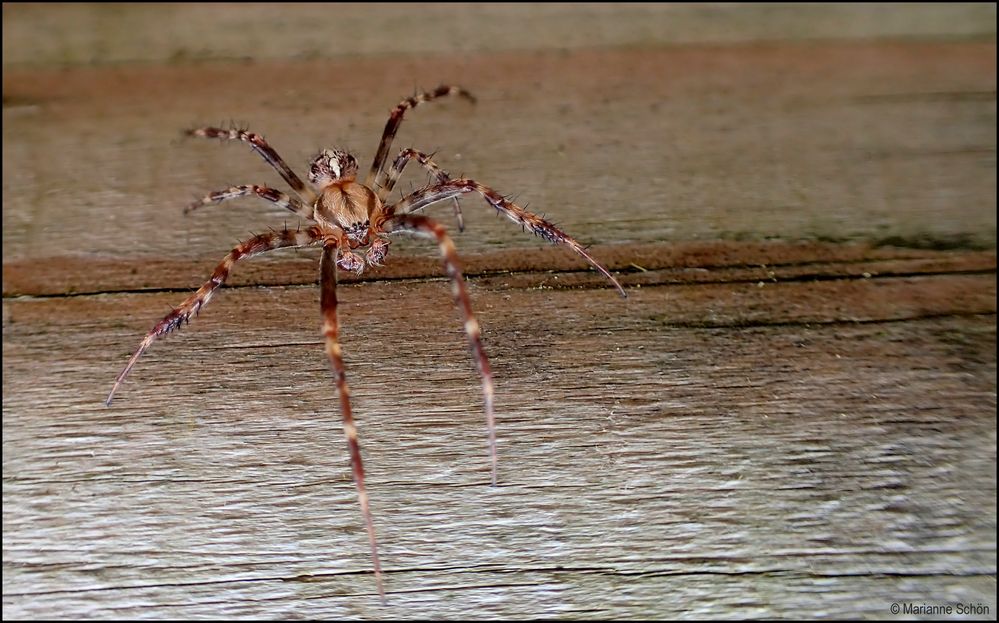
[106,226,325,405]
[366,85,475,189]
[320,244,385,602]
[187,127,318,204]
[384,214,497,486]
[379,148,463,231]
[185,184,312,220]
[385,179,627,297]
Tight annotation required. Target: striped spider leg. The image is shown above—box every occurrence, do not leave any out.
[382,178,629,298]
[374,177,629,486]
[319,242,384,601]
[106,225,327,404]
[379,148,465,231]
[183,183,313,218]
[365,85,476,190]
[108,148,391,601]
[107,85,625,603]
[185,126,319,205]
[381,212,496,480]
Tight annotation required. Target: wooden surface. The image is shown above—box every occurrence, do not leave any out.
[3,4,997,619]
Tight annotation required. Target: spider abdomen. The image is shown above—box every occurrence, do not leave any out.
[315,182,381,241]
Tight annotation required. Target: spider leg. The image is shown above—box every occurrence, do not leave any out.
[106,226,325,406]
[382,214,497,487]
[319,244,385,603]
[365,85,476,190]
[383,179,627,297]
[379,148,464,231]
[185,184,314,220]
[186,127,319,205]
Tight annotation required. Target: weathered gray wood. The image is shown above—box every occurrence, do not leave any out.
[3,4,996,619]
[3,274,996,618]
[3,41,996,266]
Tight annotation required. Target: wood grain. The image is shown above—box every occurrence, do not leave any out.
[4,271,996,618]
[3,4,996,619]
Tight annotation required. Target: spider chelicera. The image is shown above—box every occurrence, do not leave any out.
[106,85,627,600]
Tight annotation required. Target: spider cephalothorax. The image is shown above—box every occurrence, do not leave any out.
[308,148,379,256]
[309,148,358,185]
[107,85,626,602]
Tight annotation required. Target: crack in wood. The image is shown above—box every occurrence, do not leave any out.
[3,244,995,300]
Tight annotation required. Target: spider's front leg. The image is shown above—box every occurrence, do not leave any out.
[106,226,325,405]
[382,214,498,486]
[383,179,628,297]
[319,243,385,602]
[366,85,476,189]
[184,184,313,220]
[186,126,318,205]
[379,148,464,231]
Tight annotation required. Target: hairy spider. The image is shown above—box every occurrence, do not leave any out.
[106,85,626,601]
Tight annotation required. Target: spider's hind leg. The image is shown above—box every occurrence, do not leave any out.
[319,244,386,602]
[383,213,498,486]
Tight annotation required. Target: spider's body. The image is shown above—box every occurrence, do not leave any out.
[315,178,382,268]
[310,149,372,240]
[317,181,374,240]
[107,86,625,602]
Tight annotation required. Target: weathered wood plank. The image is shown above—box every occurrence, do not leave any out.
[3,270,996,617]
[3,40,996,268]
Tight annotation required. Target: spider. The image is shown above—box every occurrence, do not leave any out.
[106,85,627,601]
